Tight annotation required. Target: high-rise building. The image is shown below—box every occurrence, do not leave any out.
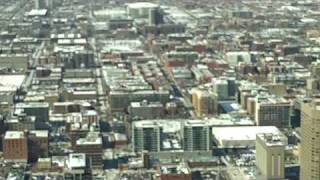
[132,121,162,152]
[74,132,103,168]
[255,98,291,128]
[191,88,216,118]
[237,80,267,109]
[128,100,164,119]
[6,114,36,131]
[46,0,53,9]
[34,0,46,9]
[53,102,81,114]
[226,77,236,97]
[15,102,49,122]
[148,7,164,25]
[183,120,210,151]
[15,102,50,129]
[3,131,28,162]
[212,78,229,100]
[34,0,53,9]
[65,153,88,179]
[256,133,287,180]
[28,130,49,162]
[300,99,320,180]
[127,2,158,18]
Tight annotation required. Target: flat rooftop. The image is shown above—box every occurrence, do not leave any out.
[212,126,282,148]
[0,74,25,92]
[27,9,48,16]
[126,2,158,9]
[212,126,280,140]
[257,133,287,147]
[15,102,49,108]
[184,119,209,127]
[4,131,25,139]
[30,130,48,138]
[208,114,254,126]
[132,120,181,133]
[67,153,86,169]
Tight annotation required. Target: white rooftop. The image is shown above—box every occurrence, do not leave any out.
[4,131,25,139]
[0,74,25,92]
[76,132,102,145]
[212,126,282,148]
[133,120,181,133]
[94,8,126,17]
[30,130,48,138]
[126,2,158,9]
[184,119,209,127]
[27,9,48,16]
[208,114,254,126]
[67,153,86,169]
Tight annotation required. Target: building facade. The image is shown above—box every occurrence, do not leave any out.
[3,131,28,162]
[300,99,320,180]
[183,120,210,151]
[256,133,286,180]
[132,121,162,152]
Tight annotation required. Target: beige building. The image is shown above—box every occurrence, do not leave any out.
[300,99,320,180]
[191,88,216,118]
[256,133,287,180]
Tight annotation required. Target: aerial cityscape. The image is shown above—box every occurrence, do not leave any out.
[0,0,320,179]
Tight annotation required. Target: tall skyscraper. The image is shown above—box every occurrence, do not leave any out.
[212,78,229,100]
[148,7,164,25]
[256,133,287,180]
[183,120,210,151]
[132,121,162,152]
[34,0,53,9]
[46,0,53,9]
[34,0,46,9]
[300,99,320,180]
